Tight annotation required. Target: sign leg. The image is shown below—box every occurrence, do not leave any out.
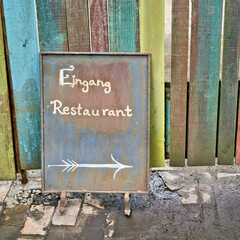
[124,192,131,216]
[21,169,28,184]
[59,191,66,213]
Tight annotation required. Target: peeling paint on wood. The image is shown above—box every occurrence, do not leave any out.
[188,0,223,166]
[0,8,15,180]
[3,0,41,169]
[218,0,240,165]
[108,0,140,52]
[89,0,109,52]
[170,0,189,166]
[140,0,165,167]
[36,0,68,52]
[66,0,90,52]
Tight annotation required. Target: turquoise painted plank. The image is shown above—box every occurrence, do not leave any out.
[3,0,41,169]
[188,0,223,166]
[36,0,68,52]
[165,84,170,159]
[108,0,140,52]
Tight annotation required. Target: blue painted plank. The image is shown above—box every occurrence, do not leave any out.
[3,0,41,169]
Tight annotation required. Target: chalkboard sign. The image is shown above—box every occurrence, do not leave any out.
[41,53,150,193]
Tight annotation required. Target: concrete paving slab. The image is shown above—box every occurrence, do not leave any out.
[217,172,240,179]
[81,203,99,215]
[46,226,77,240]
[2,204,29,226]
[48,203,101,239]
[17,237,44,240]
[52,198,82,226]
[21,205,55,236]
[26,170,41,178]
[0,181,12,203]
[178,185,198,204]
[22,178,41,191]
[199,184,212,203]
[0,225,21,240]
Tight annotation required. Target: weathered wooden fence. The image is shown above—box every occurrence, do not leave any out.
[169,0,240,166]
[0,0,239,179]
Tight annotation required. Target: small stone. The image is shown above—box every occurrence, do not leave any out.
[22,192,29,198]
[47,195,52,200]
[66,193,73,198]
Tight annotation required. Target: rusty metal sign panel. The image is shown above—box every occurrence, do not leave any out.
[41,53,150,193]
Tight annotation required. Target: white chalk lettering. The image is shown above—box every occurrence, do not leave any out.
[59,65,75,87]
[49,100,133,118]
[59,66,111,94]
[50,100,64,114]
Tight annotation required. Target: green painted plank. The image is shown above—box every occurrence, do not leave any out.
[0,9,15,180]
[66,0,90,51]
[140,0,165,167]
[3,0,41,169]
[89,0,109,52]
[36,0,68,51]
[188,0,223,166]
[108,0,140,52]
[170,0,189,166]
[218,0,240,165]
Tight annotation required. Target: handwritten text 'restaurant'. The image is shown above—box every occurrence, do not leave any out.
[49,100,133,117]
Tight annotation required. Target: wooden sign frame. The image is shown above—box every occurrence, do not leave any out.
[40,52,150,194]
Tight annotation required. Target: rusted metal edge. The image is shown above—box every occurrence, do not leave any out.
[40,52,151,194]
[0,0,24,180]
[40,52,151,56]
[42,189,149,194]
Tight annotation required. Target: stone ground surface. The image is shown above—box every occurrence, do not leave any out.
[0,165,239,240]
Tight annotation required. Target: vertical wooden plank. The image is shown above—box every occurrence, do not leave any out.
[236,30,240,165]
[3,0,41,169]
[66,0,90,52]
[0,8,15,180]
[140,0,165,167]
[108,0,140,52]
[89,0,109,52]
[170,0,189,166]
[218,0,240,165]
[36,0,68,52]
[188,0,223,166]
[165,84,170,159]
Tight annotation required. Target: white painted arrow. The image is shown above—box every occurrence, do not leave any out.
[47,154,133,180]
